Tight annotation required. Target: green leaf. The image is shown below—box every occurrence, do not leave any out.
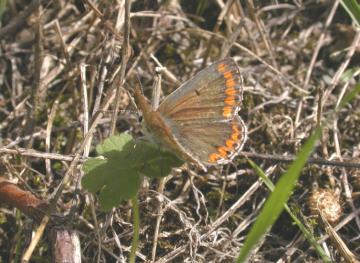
[340,0,360,26]
[337,82,360,110]
[131,141,184,178]
[96,133,133,156]
[82,134,183,210]
[82,154,141,210]
[82,158,108,192]
[237,127,322,263]
[98,170,141,211]
[341,67,360,82]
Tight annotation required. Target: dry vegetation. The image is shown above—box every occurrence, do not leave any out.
[0,0,359,262]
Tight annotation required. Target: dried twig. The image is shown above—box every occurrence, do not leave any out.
[110,0,131,134]
[303,0,341,89]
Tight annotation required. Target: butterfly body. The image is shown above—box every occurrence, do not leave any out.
[134,87,200,166]
[134,58,247,171]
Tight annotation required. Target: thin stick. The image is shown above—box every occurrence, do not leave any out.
[239,151,360,169]
[45,100,59,177]
[236,1,260,54]
[80,62,103,262]
[302,0,340,89]
[80,64,90,156]
[220,19,245,59]
[202,0,235,66]
[22,216,50,262]
[247,0,278,69]
[323,29,360,103]
[1,147,360,169]
[150,53,181,86]
[320,213,359,263]
[149,55,166,262]
[151,178,167,262]
[110,0,131,134]
[83,0,123,41]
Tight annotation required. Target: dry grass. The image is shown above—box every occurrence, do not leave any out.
[0,0,359,262]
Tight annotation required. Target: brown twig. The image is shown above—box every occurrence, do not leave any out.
[148,57,166,262]
[302,0,341,89]
[22,216,50,263]
[239,151,360,169]
[202,0,235,65]
[235,1,260,54]
[220,19,245,59]
[45,100,59,178]
[1,146,360,170]
[320,213,359,263]
[323,29,360,103]
[83,0,123,41]
[110,0,131,135]
[0,147,79,162]
[0,180,48,222]
[247,0,279,69]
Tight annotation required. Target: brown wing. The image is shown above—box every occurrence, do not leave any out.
[166,116,247,165]
[158,58,247,165]
[158,58,243,122]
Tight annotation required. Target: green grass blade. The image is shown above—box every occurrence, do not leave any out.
[247,159,331,262]
[337,82,360,110]
[237,127,322,263]
[340,0,360,26]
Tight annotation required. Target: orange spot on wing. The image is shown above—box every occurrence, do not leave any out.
[225,87,236,96]
[223,106,232,117]
[209,153,221,163]
[217,63,226,73]
[217,146,228,157]
[224,71,233,80]
[226,139,235,149]
[226,78,235,88]
[224,96,236,105]
[231,133,238,141]
[231,124,240,141]
[232,123,240,132]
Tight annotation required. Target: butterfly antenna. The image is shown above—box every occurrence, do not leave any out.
[134,71,144,93]
[129,74,142,119]
[96,109,138,115]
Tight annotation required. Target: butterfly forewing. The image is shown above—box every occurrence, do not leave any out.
[158,58,243,122]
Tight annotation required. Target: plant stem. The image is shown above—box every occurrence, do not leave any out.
[129,195,139,263]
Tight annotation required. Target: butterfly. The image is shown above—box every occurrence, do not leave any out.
[134,58,247,171]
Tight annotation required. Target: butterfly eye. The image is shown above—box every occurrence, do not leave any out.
[138,114,143,123]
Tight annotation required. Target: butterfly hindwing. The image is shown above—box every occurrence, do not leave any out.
[166,116,247,165]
